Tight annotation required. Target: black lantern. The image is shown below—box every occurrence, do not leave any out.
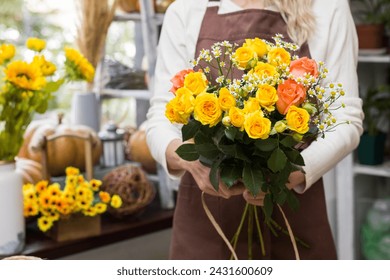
[98,123,125,167]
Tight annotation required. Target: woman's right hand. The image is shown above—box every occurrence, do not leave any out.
[166,139,244,199]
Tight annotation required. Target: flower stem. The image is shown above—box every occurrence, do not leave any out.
[230,202,249,260]
[254,205,266,256]
[269,218,310,249]
[247,205,254,260]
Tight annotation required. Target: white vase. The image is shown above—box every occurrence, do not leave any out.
[0,161,25,256]
[71,92,100,132]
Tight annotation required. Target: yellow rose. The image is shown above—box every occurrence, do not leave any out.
[229,107,245,129]
[243,38,268,58]
[286,105,310,134]
[233,46,256,69]
[164,87,194,124]
[184,71,208,95]
[194,93,222,127]
[243,97,261,114]
[244,111,271,139]
[256,84,278,112]
[267,47,291,66]
[249,62,278,79]
[26,37,46,52]
[218,87,236,111]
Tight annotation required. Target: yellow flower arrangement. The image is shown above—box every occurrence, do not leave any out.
[23,167,122,232]
[165,35,348,259]
[0,38,95,161]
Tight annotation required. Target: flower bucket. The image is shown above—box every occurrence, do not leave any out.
[357,132,387,165]
[0,161,25,257]
[46,214,101,242]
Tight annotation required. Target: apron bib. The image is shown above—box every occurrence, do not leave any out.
[169,1,337,260]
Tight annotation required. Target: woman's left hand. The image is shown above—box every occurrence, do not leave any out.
[243,189,266,206]
[242,171,306,206]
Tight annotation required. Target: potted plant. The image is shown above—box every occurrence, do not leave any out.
[358,85,390,165]
[351,0,390,50]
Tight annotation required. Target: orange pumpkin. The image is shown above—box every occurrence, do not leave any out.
[18,117,102,177]
[15,157,43,184]
[127,129,156,174]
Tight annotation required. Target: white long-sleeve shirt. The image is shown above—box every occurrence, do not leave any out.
[146,0,364,192]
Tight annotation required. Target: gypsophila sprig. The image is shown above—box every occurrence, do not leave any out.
[23,167,122,232]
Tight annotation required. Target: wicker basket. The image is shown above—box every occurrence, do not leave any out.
[101,164,155,217]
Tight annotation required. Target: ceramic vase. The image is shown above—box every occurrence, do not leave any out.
[0,161,25,257]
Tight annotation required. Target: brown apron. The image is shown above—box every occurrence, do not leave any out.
[169,1,337,260]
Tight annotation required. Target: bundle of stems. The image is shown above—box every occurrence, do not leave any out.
[75,0,118,88]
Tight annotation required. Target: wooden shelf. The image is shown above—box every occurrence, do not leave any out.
[353,161,390,178]
[114,12,164,25]
[358,54,390,63]
[21,200,174,259]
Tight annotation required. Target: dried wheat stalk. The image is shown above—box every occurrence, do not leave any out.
[75,0,118,74]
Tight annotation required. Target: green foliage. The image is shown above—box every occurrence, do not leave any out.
[351,0,390,25]
[363,85,390,135]
[175,122,306,220]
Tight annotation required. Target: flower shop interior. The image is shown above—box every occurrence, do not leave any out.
[0,0,390,261]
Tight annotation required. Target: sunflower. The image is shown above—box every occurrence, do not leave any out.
[35,180,48,193]
[0,44,15,64]
[38,190,51,209]
[110,195,123,209]
[99,191,111,203]
[37,216,54,232]
[65,166,80,176]
[83,207,97,217]
[23,200,39,217]
[64,47,95,83]
[26,37,46,52]
[48,183,61,197]
[94,203,107,214]
[32,55,56,76]
[4,61,46,91]
[90,179,102,191]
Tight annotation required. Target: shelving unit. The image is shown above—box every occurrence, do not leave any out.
[336,54,390,260]
[96,0,175,210]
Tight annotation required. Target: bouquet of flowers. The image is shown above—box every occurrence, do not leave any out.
[0,37,95,161]
[23,166,122,232]
[165,34,347,259]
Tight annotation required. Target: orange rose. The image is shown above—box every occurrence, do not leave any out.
[289,57,318,79]
[276,79,306,115]
[169,69,194,94]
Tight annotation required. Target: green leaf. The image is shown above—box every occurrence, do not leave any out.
[219,144,250,162]
[242,163,264,196]
[210,160,221,191]
[220,164,242,187]
[286,191,299,211]
[194,130,211,144]
[280,136,298,148]
[285,150,305,166]
[175,144,199,161]
[196,143,221,159]
[255,138,278,152]
[198,155,213,167]
[275,190,288,205]
[263,194,274,221]
[225,127,237,141]
[267,148,287,173]
[182,119,201,141]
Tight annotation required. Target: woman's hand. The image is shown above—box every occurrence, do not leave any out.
[166,139,245,198]
[243,189,266,206]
